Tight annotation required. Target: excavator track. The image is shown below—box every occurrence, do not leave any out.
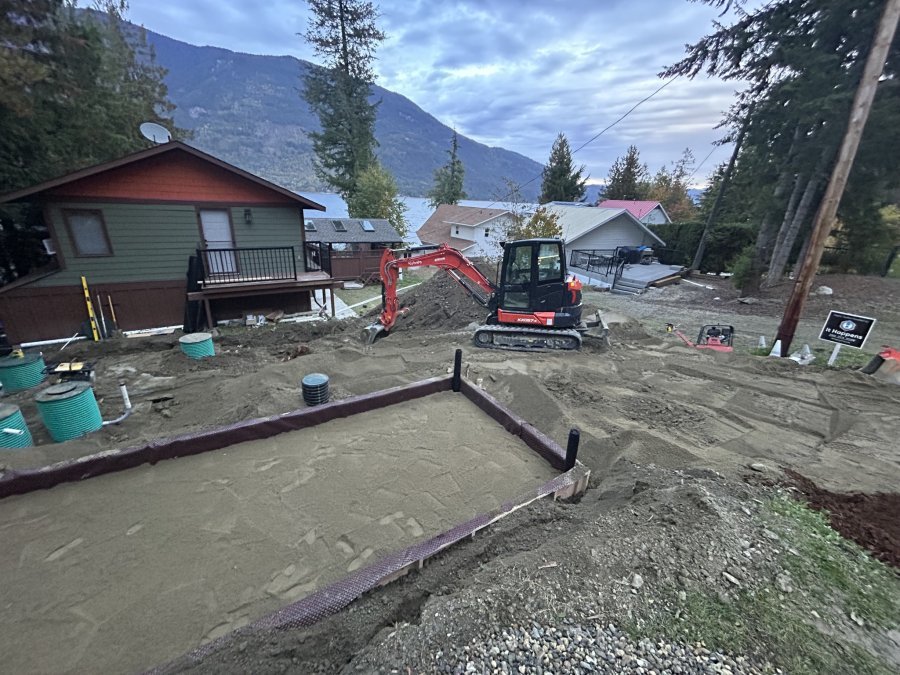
[472,324,583,351]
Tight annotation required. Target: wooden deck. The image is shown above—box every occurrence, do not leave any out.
[188,271,343,327]
[571,262,685,289]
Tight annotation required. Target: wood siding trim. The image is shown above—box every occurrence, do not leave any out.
[61,208,114,257]
[42,205,67,272]
[0,280,187,343]
[37,196,306,208]
[0,142,326,211]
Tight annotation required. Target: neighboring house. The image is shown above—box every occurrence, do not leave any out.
[546,205,666,251]
[417,204,514,257]
[304,217,401,280]
[0,141,337,343]
[598,200,671,225]
[547,204,680,292]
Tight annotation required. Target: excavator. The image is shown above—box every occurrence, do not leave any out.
[363,238,609,351]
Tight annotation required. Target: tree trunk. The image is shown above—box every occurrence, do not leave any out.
[764,149,830,287]
[740,126,802,296]
[791,230,813,279]
[772,171,806,258]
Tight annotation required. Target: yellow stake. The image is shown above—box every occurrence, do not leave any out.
[81,276,100,342]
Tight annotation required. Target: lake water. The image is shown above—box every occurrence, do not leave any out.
[298,192,525,246]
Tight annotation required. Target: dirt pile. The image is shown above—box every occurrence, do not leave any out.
[390,270,491,331]
[787,469,900,568]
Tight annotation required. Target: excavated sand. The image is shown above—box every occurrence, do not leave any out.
[0,392,556,674]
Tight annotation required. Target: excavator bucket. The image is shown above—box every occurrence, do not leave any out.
[362,322,387,345]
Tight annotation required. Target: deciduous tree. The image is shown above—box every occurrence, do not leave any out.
[345,162,408,239]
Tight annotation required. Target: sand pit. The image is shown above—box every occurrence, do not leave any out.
[0,392,557,674]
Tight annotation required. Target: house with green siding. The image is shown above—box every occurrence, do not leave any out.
[0,142,335,343]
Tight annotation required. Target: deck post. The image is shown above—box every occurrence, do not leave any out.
[203,298,214,331]
[330,287,336,317]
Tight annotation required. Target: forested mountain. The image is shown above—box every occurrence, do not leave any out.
[143,28,544,199]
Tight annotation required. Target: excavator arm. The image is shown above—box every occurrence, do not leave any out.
[364,244,496,343]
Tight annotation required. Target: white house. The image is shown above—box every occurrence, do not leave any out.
[597,200,671,225]
[417,204,515,257]
[545,204,665,252]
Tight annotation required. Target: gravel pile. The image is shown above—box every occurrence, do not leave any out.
[433,622,767,675]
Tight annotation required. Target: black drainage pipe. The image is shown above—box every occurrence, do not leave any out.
[452,349,462,392]
[565,428,580,470]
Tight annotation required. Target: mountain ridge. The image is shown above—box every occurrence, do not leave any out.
[141,27,545,200]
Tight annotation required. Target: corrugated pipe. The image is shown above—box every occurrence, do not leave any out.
[102,381,133,426]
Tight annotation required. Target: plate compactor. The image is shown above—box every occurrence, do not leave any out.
[674,325,735,352]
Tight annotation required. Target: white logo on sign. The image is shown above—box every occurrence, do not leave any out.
[839,320,857,331]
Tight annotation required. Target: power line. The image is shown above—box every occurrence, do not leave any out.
[570,77,678,156]
[686,144,719,184]
[485,76,680,208]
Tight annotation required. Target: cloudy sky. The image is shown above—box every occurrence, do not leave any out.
[122,0,747,185]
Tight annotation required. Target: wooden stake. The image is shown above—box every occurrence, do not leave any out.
[775,0,900,356]
[107,295,118,325]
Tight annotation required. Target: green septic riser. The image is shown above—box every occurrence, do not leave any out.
[0,354,47,393]
[35,383,103,443]
[0,404,33,449]
[179,333,215,359]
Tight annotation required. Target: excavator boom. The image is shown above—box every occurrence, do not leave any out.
[364,244,495,343]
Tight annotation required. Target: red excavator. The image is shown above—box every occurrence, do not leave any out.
[364,239,608,351]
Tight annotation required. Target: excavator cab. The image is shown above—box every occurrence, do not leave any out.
[494,239,582,329]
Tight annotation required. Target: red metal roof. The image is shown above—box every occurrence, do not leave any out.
[598,200,662,219]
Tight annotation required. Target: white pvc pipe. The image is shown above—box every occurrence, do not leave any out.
[102,381,133,426]
[21,336,87,348]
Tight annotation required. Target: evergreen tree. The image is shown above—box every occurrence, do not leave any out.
[345,162,408,239]
[0,1,180,283]
[426,130,466,208]
[539,133,587,203]
[664,0,900,289]
[603,145,649,200]
[302,0,385,201]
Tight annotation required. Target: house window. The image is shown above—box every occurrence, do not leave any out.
[63,209,112,256]
[361,220,375,232]
[484,228,490,237]
[332,220,347,232]
[305,220,317,232]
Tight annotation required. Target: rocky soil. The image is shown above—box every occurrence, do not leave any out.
[2,272,899,675]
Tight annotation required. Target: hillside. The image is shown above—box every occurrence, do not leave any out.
[143,29,544,200]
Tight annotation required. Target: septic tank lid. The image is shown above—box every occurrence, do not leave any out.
[35,381,89,402]
[0,352,42,368]
[0,402,21,419]
[302,373,329,387]
[179,332,212,344]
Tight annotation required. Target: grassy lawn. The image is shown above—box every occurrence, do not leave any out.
[629,495,900,674]
[744,344,876,368]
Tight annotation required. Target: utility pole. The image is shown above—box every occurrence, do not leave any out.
[690,118,747,273]
[774,0,900,357]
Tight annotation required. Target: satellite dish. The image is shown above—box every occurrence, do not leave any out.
[139,122,172,144]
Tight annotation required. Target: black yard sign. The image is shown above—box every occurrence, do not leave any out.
[818,310,877,349]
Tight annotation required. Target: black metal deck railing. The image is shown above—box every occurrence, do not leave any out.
[198,246,297,284]
[304,241,332,275]
[569,249,620,277]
